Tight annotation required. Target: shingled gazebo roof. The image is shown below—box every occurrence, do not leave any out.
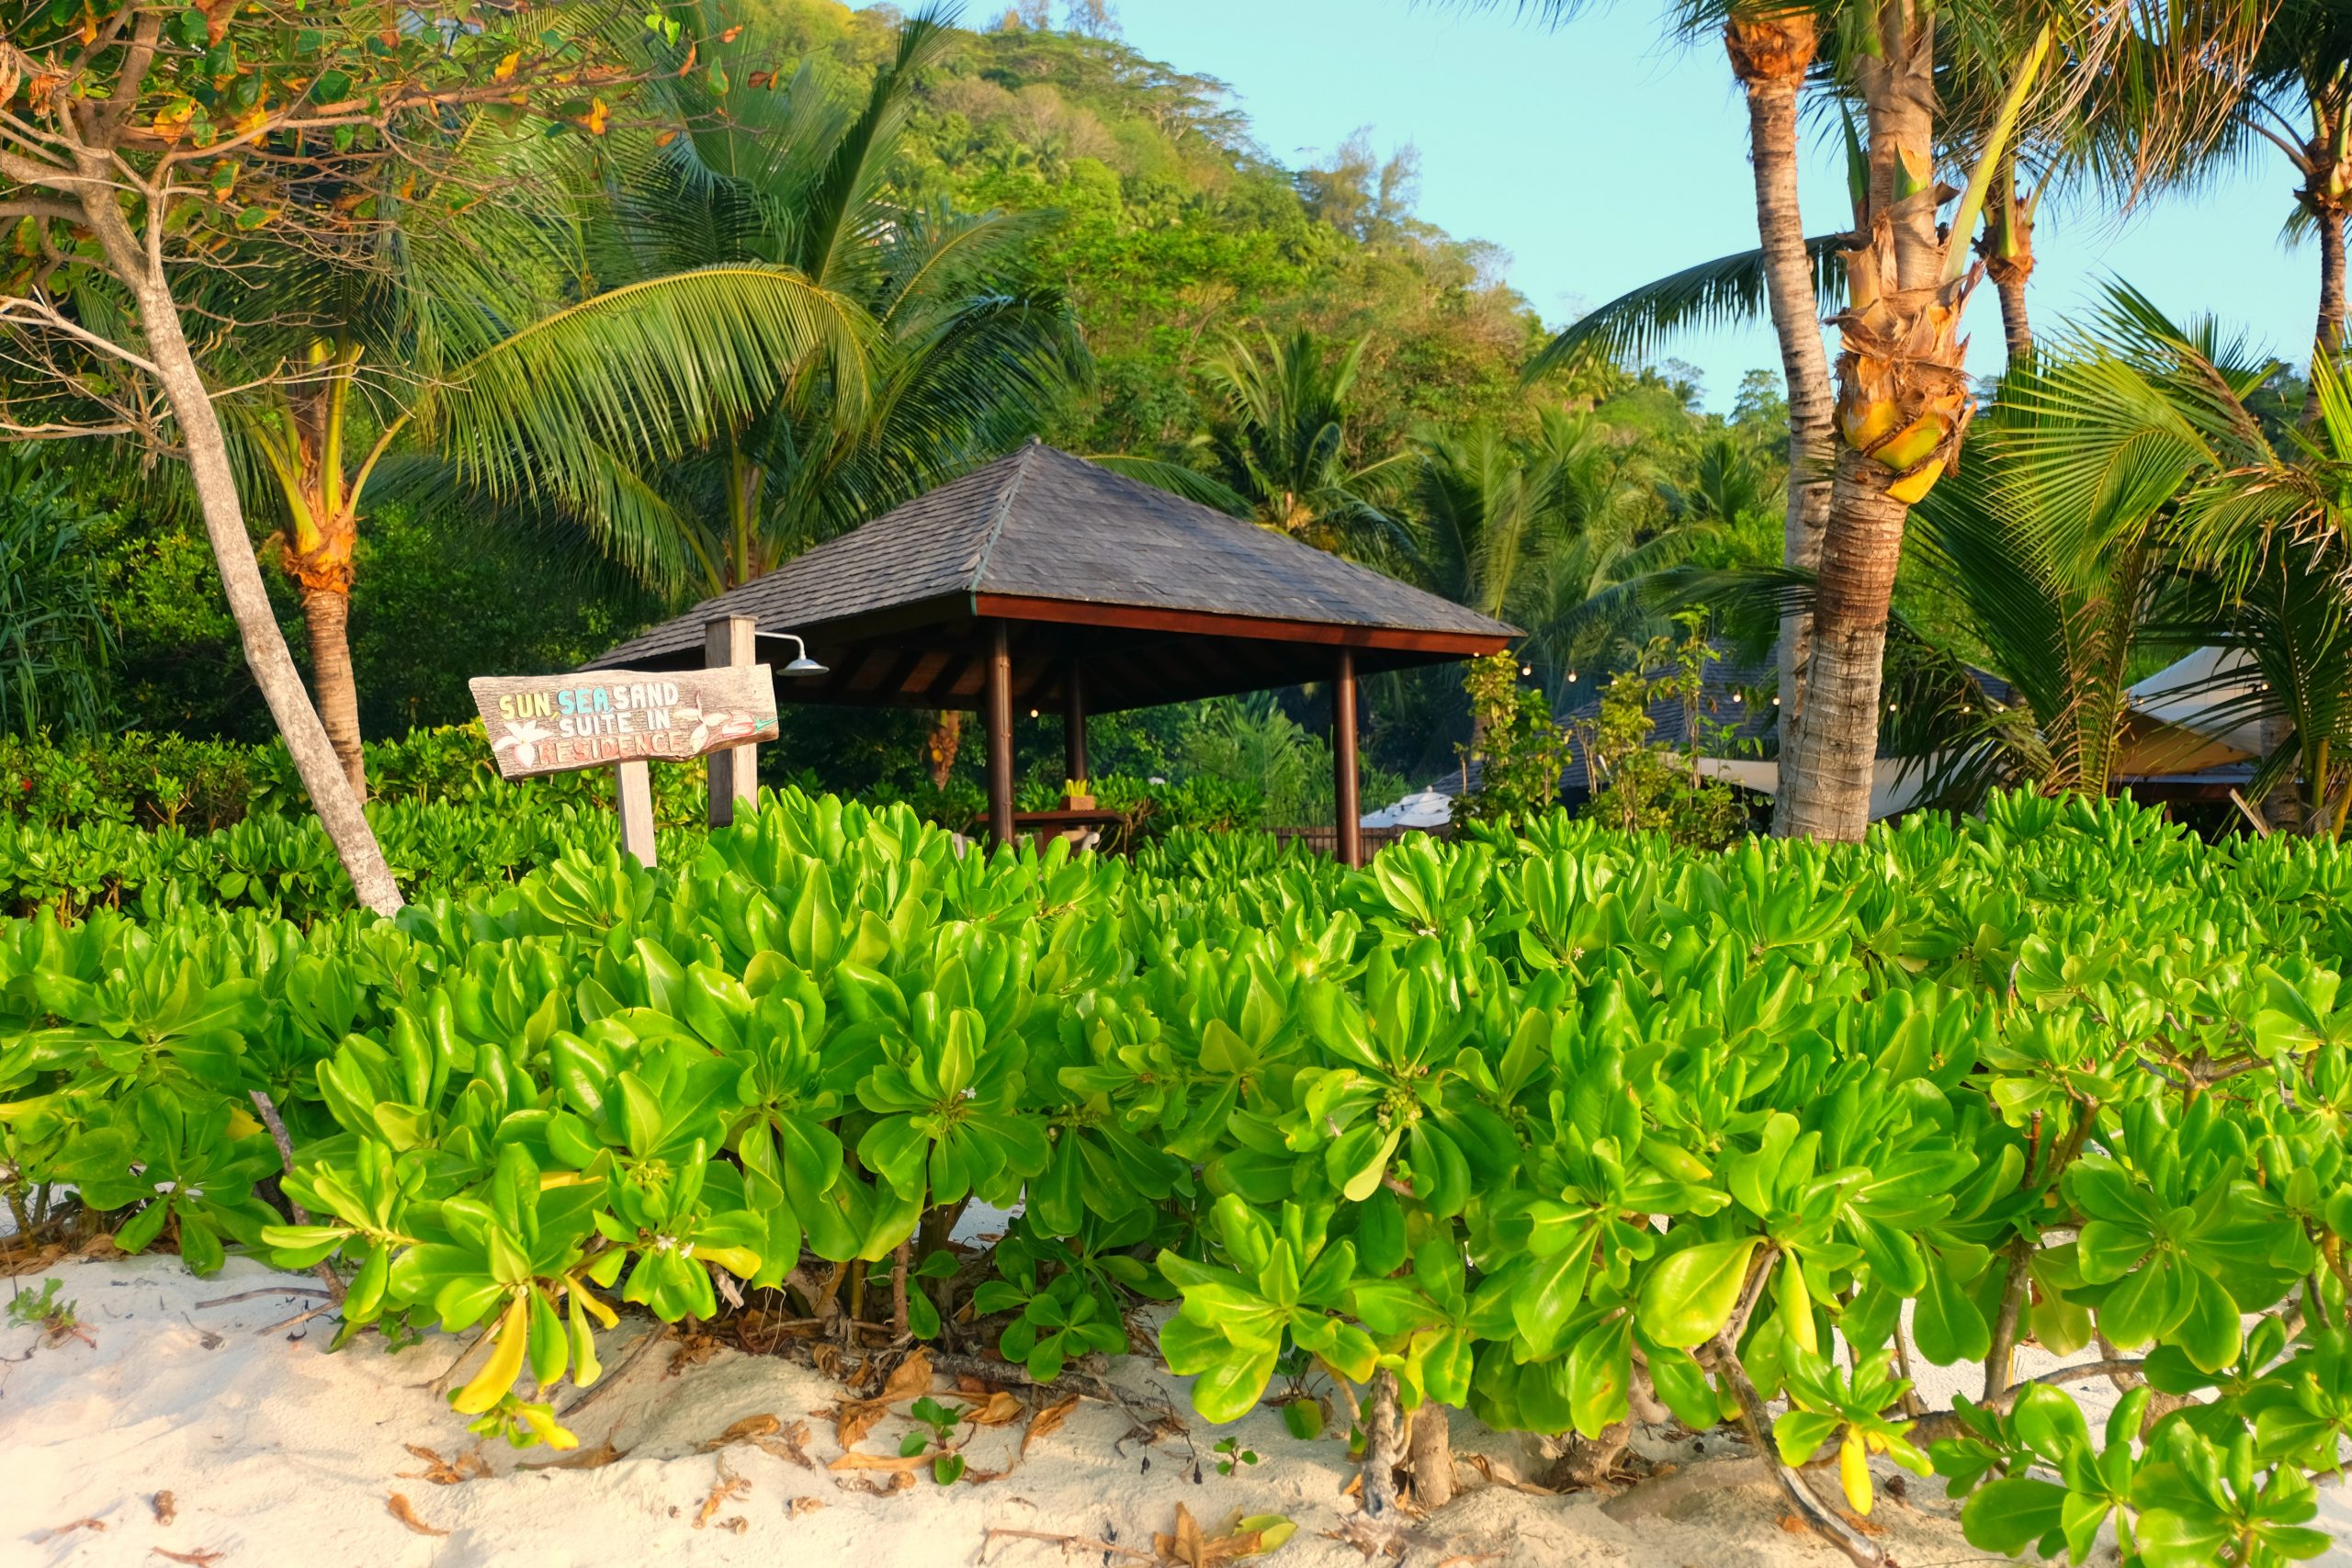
[588,441,1516,712]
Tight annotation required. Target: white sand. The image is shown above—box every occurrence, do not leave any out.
[0,1255,1962,1568]
[6,1254,2346,1568]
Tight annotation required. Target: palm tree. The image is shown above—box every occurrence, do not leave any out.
[1506,2,2266,838]
[1407,423,1549,625]
[1460,0,1841,820]
[557,10,1085,596]
[1897,288,2352,831]
[1521,411,1745,687]
[55,42,870,803]
[2208,0,2352,412]
[1776,1,2274,840]
[1192,328,1414,559]
[1885,390,2183,804]
[1409,409,1736,694]
[1721,4,1839,825]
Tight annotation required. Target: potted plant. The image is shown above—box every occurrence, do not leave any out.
[1062,777,1094,811]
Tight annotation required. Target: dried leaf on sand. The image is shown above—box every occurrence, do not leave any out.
[963,1390,1024,1427]
[698,1414,781,1451]
[153,1550,228,1566]
[826,1397,890,1450]
[151,1491,177,1523]
[693,1466,751,1529]
[401,1444,489,1484]
[750,1423,816,1469]
[38,1517,105,1542]
[1022,1394,1081,1457]
[385,1494,448,1538]
[828,1451,928,1472]
[1154,1503,1286,1567]
[878,1348,933,1402]
[836,1470,916,1496]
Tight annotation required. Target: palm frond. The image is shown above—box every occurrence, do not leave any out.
[421,266,871,521]
[1524,235,1850,384]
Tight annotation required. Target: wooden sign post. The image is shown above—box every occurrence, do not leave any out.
[468,666,779,868]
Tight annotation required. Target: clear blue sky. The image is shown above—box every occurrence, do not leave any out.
[883,0,2319,412]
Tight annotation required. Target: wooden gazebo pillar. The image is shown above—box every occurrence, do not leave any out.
[1063,661,1088,784]
[705,615,759,828]
[1334,648,1362,868]
[985,619,1015,848]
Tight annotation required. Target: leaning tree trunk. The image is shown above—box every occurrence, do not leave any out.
[94,202,403,915]
[1785,0,1950,843]
[1727,8,1835,834]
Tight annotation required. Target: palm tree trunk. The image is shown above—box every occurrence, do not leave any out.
[1994,268,2033,367]
[926,709,963,792]
[299,581,367,800]
[1980,160,2035,370]
[1726,10,1834,832]
[1784,448,1908,840]
[115,254,402,915]
[1784,0,1943,842]
[2308,206,2347,424]
[254,367,370,800]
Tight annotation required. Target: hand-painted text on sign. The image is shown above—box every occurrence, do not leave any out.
[467,667,778,780]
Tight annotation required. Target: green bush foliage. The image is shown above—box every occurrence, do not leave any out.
[5,788,2350,1564]
[0,727,713,919]
[1456,652,1573,826]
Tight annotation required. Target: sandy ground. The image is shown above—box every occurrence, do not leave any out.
[1,1255,1961,1568]
[5,1253,2350,1568]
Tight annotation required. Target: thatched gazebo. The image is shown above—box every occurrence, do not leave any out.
[589,441,1515,864]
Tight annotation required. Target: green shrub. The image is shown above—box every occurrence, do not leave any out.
[0,453,113,739]
[4,787,2349,1567]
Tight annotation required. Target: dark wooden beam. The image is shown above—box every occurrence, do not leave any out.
[899,649,953,699]
[1010,652,1057,707]
[944,654,988,705]
[843,646,903,694]
[872,645,933,701]
[986,619,1014,849]
[1334,648,1362,869]
[1064,661,1087,784]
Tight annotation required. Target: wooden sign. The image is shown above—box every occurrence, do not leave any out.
[467,667,778,781]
